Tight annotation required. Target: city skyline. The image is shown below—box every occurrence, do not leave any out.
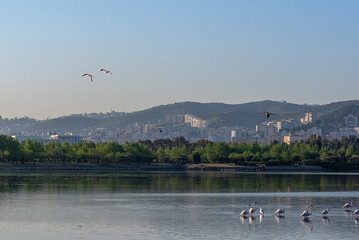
[1,0,358,119]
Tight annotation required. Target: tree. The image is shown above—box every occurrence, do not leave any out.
[172,136,189,148]
[52,146,64,162]
[24,139,45,162]
[191,152,201,164]
[5,136,24,162]
[156,147,169,163]
[214,142,230,162]
[122,142,154,164]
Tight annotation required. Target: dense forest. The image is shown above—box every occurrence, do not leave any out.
[0,134,358,170]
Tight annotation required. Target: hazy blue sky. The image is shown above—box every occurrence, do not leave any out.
[1,0,358,119]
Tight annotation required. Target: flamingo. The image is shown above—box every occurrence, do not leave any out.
[274,208,285,216]
[321,207,330,216]
[259,207,264,215]
[343,201,353,211]
[249,201,257,215]
[100,69,112,74]
[82,74,94,82]
[240,209,249,216]
[249,207,256,215]
[240,204,251,216]
[300,205,313,218]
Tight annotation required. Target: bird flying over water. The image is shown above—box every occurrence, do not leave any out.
[82,74,94,82]
[100,69,112,74]
[159,128,163,133]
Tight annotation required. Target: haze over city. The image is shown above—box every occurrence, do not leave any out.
[1,0,358,119]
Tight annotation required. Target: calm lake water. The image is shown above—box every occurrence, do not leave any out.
[0,172,358,240]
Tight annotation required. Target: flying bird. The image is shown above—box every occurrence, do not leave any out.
[159,128,163,133]
[264,112,275,118]
[258,112,276,118]
[82,74,94,82]
[100,69,112,74]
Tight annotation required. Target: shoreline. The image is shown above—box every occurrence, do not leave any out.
[0,163,355,174]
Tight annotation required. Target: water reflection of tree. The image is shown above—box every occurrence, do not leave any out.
[0,173,358,193]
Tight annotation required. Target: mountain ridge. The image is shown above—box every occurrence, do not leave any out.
[2,99,359,134]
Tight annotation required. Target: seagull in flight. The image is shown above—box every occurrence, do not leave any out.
[100,69,112,74]
[82,74,94,82]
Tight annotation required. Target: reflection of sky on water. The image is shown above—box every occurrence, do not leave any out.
[0,173,358,239]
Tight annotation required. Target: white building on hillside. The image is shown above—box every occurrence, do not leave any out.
[184,114,209,128]
[301,112,313,125]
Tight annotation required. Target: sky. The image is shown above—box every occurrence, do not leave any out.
[0,0,358,119]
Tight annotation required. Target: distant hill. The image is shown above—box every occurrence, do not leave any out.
[293,103,359,134]
[205,100,359,128]
[10,99,359,133]
[26,116,102,133]
[99,100,310,129]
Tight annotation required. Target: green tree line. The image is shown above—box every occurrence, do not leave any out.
[0,134,359,169]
